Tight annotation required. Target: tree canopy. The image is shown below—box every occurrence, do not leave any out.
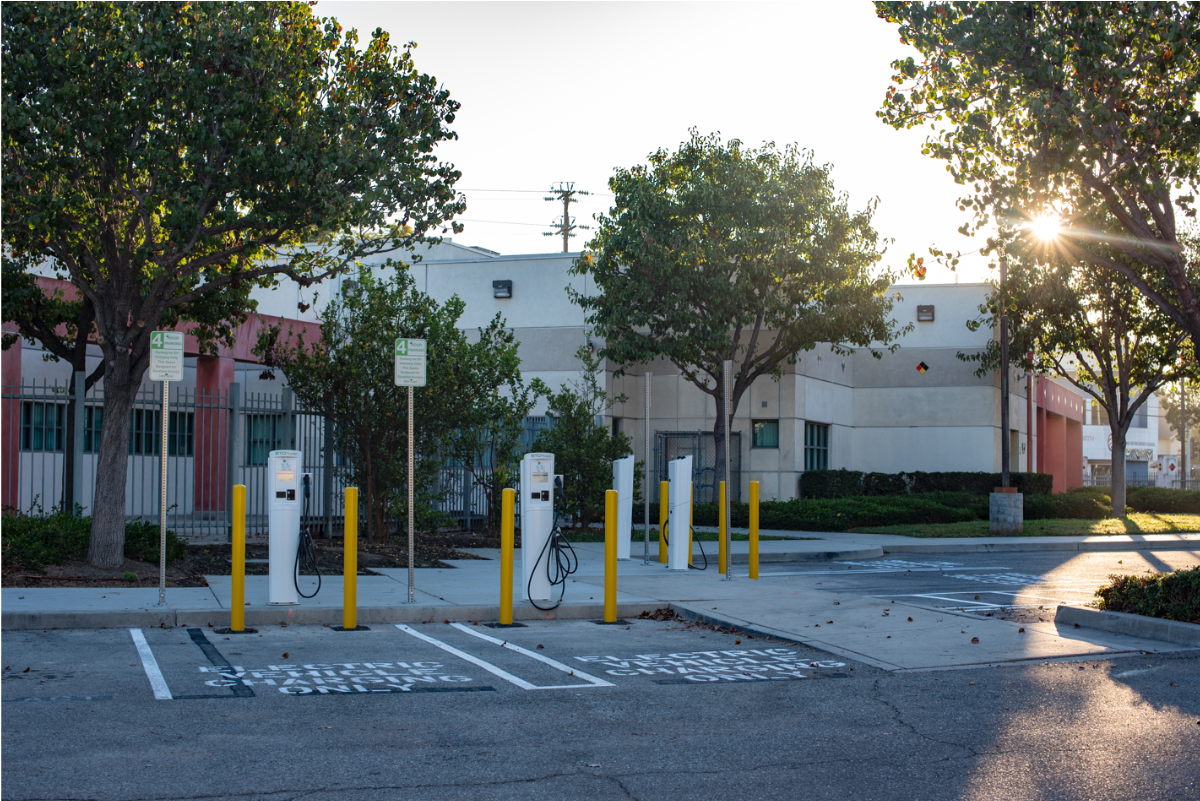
[876,2,1200,352]
[573,131,904,474]
[2,1,464,567]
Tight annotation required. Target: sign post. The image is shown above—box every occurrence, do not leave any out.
[394,338,427,604]
[149,331,183,606]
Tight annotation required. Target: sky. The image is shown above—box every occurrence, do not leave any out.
[321,0,994,284]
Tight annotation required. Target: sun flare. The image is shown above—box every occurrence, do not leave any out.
[1028,215,1062,241]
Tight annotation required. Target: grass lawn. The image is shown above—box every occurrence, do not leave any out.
[851,513,1200,538]
[561,530,792,543]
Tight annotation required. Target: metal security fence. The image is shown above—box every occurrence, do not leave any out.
[652,430,742,504]
[2,376,562,538]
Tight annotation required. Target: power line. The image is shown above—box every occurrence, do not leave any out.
[456,218,554,228]
[460,187,614,197]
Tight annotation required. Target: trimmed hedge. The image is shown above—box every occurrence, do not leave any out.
[1125,487,1200,514]
[800,469,1054,499]
[1,507,187,571]
[1095,566,1200,624]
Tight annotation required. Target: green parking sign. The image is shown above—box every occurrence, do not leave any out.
[394,338,427,387]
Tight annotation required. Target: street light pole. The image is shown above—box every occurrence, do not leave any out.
[1000,254,1010,489]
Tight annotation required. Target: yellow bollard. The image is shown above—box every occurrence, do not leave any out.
[749,481,760,580]
[718,481,727,574]
[605,489,618,622]
[344,487,358,630]
[688,482,694,567]
[231,485,246,632]
[658,481,669,563]
[500,488,515,625]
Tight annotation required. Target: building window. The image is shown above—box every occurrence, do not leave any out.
[247,414,282,465]
[1089,401,1110,427]
[21,402,64,452]
[804,422,830,471]
[126,410,195,456]
[752,420,779,448]
[1132,404,1148,429]
[84,406,103,453]
[612,417,621,438]
[169,412,194,456]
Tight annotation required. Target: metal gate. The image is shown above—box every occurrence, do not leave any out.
[652,430,741,504]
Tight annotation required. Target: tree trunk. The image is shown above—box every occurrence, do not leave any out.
[1110,425,1127,518]
[711,376,743,505]
[62,371,79,512]
[86,363,139,569]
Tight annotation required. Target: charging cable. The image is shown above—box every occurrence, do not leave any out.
[526,495,579,611]
[659,512,708,570]
[295,474,321,598]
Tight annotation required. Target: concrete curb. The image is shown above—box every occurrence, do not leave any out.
[2,601,665,631]
[1054,605,1200,647]
[729,547,883,564]
[884,540,1200,555]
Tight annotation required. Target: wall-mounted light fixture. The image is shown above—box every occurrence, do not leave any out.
[916,304,935,322]
[492,279,513,299]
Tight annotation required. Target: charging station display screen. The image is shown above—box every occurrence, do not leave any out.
[532,463,549,483]
[276,470,295,482]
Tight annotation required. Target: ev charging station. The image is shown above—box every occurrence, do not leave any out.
[612,455,634,560]
[519,452,555,601]
[267,449,312,605]
[667,455,693,570]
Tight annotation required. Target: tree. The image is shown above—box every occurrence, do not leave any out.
[877,2,1200,354]
[962,224,1194,514]
[447,366,548,537]
[532,346,635,530]
[2,2,465,567]
[572,131,906,480]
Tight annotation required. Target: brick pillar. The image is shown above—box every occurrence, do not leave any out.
[1045,413,1066,493]
[1064,418,1083,490]
[194,356,234,512]
[2,327,22,510]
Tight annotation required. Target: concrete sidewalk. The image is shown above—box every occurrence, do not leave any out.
[5,532,1199,670]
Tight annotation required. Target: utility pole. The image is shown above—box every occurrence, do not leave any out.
[544,182,591,252]
[1000,254,1010,489]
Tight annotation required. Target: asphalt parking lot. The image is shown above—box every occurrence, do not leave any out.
[4,611,1200,800]
[754,550,1200,620]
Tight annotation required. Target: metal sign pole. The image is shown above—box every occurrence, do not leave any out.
[159,379,168,606]
[408,384,415,604]
[723,360,733,582]
[644,371,652,565]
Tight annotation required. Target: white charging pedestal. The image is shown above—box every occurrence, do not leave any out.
[519,452,555,601]
[667,456,693,570]
[267,449,303,605]
[613,455,634,560]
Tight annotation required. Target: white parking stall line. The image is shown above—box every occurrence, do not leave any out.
[129,629,173,700]
[451,623,614,689]
[395,624,536,690]
[886,594,1007,609]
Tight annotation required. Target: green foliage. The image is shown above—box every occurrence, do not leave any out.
[1095,566,1200,624]
[1023,488,1112,521]
[122,520,187,565]
[258,264,497,542]
[1126,487,1200,514]
[876,2,1200,355]
[572,130,907,474]
[532,347,634,529]
[1,505,184,571]
[2,2,465,566]
[1157,383,1200,444]
[800,469,1053,498]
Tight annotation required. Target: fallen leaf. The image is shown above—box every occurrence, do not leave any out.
[23,667,30,673]
[974,596,980,600]
[833,601,840,605]
[224,637,230,641]
[827,621,833,624]
[907,617,913,622]
[971,637,979,644]
[1018,628,1025,633]
[886,635,891,638]
[735,639,741,644]
[444,619,450,624]
[320,726,332,729]
[537,644,545,649]
[586,763,601,768]
[969,682,976,685]
[1074,623,1081,629]
[282,652,289,659]
[1171,681,1177,686]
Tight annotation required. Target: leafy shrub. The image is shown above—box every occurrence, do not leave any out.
[1125,487,1200,514]
[801,469,1054,499]
[0,504,91,571]
[1095,566,1200,624]
[1023,488,1111,520]
[1,506,186,571]
[123,520,187,565]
